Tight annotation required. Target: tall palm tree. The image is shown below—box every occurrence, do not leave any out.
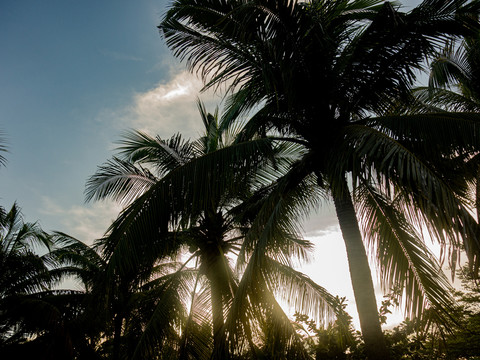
[86,101,337,359]
[159,0,480,358]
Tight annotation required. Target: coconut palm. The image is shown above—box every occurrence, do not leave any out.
[43,233,107,358]
[0,218,106,359]
[0,203,56,354]
[159,0,480,358]
[0,203,51,300]
[86,101,337,359]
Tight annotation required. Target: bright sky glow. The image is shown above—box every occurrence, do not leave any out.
[161,83,190,100]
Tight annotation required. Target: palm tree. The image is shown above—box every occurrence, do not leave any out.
[0,203,51,307]
[0,215,106,359]
[44,233,107,359]
[0,203,52,352]
[159,0,480,358]
[86,101,337,359]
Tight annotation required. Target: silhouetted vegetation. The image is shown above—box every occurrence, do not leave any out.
[3,0,480,359]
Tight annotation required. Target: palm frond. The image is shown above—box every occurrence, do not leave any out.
[343,121,480,269]
[131,269,196,360]
[367,112,480,158]
[0,129,8,168]
[412,87,480,112]
[85,156,157,205]
[116,130,195,171]
[262,257,337,326]
[178,270,212,360]
[100,138,275,276]
[42,232,104,289]
[428,40,469,89]
[224,251,335,358]
[238,154,323,269]
[356,182,455,322]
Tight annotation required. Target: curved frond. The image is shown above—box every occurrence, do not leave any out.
[0,129,8,168]
[85,156,157,205]
[429,41,470,90]
[43,232,104,289]
[356,182,455,321]
[342,121,480,268]
[116,130,195,171]
[263,257,337,326]
[237,152,324,269]
[131,269,197,360]
[98,138,275,276]
[412,87,480,112]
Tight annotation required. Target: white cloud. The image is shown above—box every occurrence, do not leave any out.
[117,71,224,139]
[302,204,340,236]
[40,196,123,245]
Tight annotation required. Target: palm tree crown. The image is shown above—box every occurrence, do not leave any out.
[86,101,338,359]
[0,203,51,300]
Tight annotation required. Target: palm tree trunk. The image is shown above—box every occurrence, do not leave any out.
[207,256,228,360]
[210,279,225,358]
[333,181,390,360]
[112,313,123,360]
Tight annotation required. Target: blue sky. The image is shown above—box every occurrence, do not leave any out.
[1,0,213,239]
[1,0,421,327]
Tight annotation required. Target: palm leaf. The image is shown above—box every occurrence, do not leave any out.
[341,121,480,268]
[131,269,197,359]
[355,182,455,322]
[85,156,157,205]
[100,138,275,276]
[412,87,480,112]
[116,130,194,172]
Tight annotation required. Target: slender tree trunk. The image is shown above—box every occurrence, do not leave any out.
[112,313,123,360]
[333,180,390,360]
[211,279,224,358]
[208,257,228,360]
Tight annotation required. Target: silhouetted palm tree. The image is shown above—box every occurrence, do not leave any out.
[159,1,480,358]
[0,204,54,355]
[0,222,105,359]
[87,101,337,359]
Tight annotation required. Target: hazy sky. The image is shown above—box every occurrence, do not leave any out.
[1,0,422,327]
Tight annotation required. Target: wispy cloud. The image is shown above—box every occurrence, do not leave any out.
[111,71,223,139]
[40,196,123,245]
[302,205,340,236]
